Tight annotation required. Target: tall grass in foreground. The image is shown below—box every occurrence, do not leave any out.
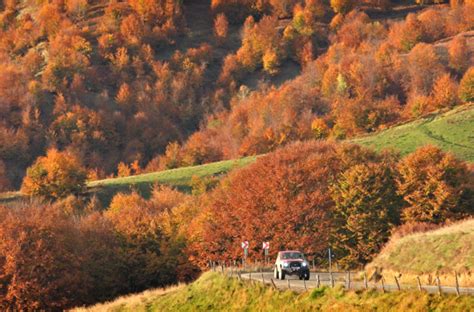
[74,272,474,312]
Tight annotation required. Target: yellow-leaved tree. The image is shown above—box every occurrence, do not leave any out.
[21,149,87,200]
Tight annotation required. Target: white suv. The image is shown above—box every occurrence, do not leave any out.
[274,250,310,280]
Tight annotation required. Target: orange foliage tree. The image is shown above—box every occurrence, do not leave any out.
[406,43,444,96]
[214,13,229,44]
[0,203,124,310]
[193,141,380,263]
[388,13,424,52]
[448,35,469,74]
[430,74,459,109]
[396,145,473,224]
[105,188,199,291]
[21,149,87,200]
[330,0,354,14]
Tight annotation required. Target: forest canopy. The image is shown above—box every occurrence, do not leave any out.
[0,0,472,189]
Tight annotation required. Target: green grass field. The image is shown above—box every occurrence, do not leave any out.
[74,272,474,312]
[367,219,474,286]
[352,104,474,162]
[88,156,257,204]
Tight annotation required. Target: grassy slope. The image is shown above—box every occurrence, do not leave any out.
[352,104,474,161]
[75,272,474,312]
[88,156,257,204]
[368,219,474,275]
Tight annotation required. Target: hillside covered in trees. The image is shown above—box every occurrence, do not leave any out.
[0,0,473,310]
[1,0,473,190]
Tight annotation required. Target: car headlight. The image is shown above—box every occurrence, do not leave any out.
[283,262,289,268]
[302,262,307,267]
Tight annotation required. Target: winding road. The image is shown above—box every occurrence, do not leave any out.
[236,271,474,296]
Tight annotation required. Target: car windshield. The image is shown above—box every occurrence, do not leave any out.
[281,252,303,259]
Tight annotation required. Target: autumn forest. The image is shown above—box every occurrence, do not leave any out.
[0,0,473,310]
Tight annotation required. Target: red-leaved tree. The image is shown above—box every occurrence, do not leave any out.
[193,141,380,264]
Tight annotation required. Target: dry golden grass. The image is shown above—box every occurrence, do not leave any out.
[367,218,474,287]
[71,284,185,312]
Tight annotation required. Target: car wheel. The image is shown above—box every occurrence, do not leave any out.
[280,269,286,280]
[274,267,279,279]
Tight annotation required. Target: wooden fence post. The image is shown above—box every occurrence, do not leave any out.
[364,272,368,290]
[303,278,307,291]
[417,276,422,292]
[436,276,442,295]
[271,278,277,289]
[261,273,265,284]
[394,276,401,291]
[455,272,460,296]
[287,279,291,290]
[316,274,320,288]
[249,271,252,281]
[347,271,351,289]
[330,272,334,288]
[381,277,386,293]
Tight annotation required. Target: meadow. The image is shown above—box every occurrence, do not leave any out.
[352,104,474,162]
[88,156,257,204]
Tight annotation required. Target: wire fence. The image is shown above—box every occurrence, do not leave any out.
[208,261,474,296]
